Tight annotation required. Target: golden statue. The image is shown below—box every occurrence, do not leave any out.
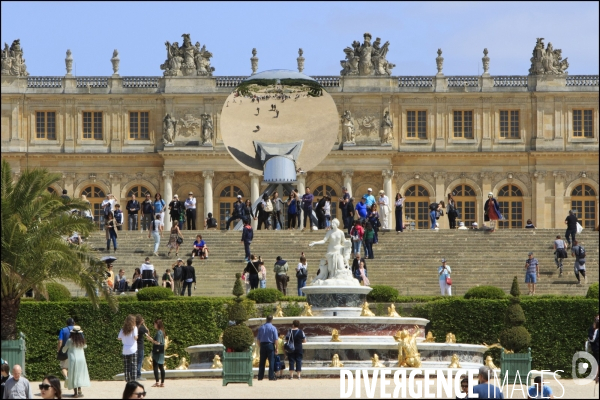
[397,326,422,368]
[175,357,189,370]
[329,354,344,367]
[387,304,401,317]
[485,355,499,370]
[371,353,385,368]
[252,341,269,367]
[300,303,313,317]
[445,332,456,344]
[448,354,461,368]
[483,342,514,354]
[274,304,284,318]
[211,355,222,369]
[141,356,153,371]
[424,332,436,343]
[360,302,375,317]
[162,336,179,362]
[331,329,342,342]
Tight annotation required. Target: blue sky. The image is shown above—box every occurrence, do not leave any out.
[1,1,598,77]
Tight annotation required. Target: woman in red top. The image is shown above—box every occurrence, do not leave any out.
[484,192,503,232]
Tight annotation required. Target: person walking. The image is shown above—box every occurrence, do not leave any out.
[184,192,197,230]
[484,192,502,232]
[61,326,90,398]
[259,259,267,289]
[524,252,540,295]
[350,221,364,257]
[257,315,278,381]
[166,223,183,257]
[446,193,458,230]
[339,187,350,230]
[286,192,298,230]
[38,375,61,400]
[135,315,148,381]
[324,196,332,230]
[378,190,390,230]
[355,197,368,224]
[243,199,256,226]
[553,235,568,277]
[285,320,307,380]
[105,212,118,252]
[394,193,404,233]
[367,205,380,244]
[180,258,196,296]
[117,315,139,383]
[3,365,31,400]
[126,194,140,231]
[153,193,167,228]
[57,318,75,388]
[571,240,588,285]
[296,256,308,296]
[141,194,154,232]
[438,258,452,296]
[300,187,314,231]
[315,195,326,230]
[148,214,163,257]
[146,319,166,388]
[273,256,289,296]
[227,195,245,230]
[564,210,578,249]
[363,222,375,259]
[244,255,260,291]
[241,218,254,262]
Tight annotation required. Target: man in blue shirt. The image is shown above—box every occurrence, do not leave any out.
[355,197,368,223]
[472,366,504,399]
[257,315,279,381]
[363,188,376,209]
[57,318,75,385]
[527,376,553,399]
[524,252,540,296]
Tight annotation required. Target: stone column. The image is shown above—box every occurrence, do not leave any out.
[250,172,260,230]
[434,172,448,229]
[109,172,123,205]
[203,170,214,226]
[162,170,174,231]
[296,172,306,229]
[382,169,394,229]
[342,170,354,198]
[533,171,546,229]
[553,171,565,229]
[480,172,491,227]
[62,173,76,198]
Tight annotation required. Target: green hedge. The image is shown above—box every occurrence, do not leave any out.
[586,282,598,299]
[367,285,399,302]
[17,297,255,381]
[412,298,597,378]
[45,283,72,302]
[246,288,282,303]
[464,286,506,299]
[136,287,174,301]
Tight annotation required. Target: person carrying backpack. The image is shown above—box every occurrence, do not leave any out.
[57,318,76,386]
[571,240,587,285]
[284,320,307,380]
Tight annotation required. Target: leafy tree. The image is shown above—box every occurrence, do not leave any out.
[1,160,114,340]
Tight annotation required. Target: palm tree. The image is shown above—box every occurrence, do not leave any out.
[1,160,114,340]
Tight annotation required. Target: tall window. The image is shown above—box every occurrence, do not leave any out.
[453,110,474,139]
[129,112,149,139]
[451,184,476,226]
[573,109,593,138]
[219,185,244,229]
[313,184,339,222]
[80,185,106,229]
[497,184,523,229]
[83,111,103,139]
[404,185,430,229]
[407,111,427,139]
[500,110,520,138]
[126,185,151,230]
[36,111,56,139]
[571,184,596,229]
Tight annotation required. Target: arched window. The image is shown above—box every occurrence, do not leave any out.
[125,185,151,230]
[312,184,339,222]
[451,184,477,227]
[571,184,597,229]
[80,185,106,229]
[219,185,244,229]
[47,187,57,194]
[497,184,523,229]
[405,185,430,229]
[127,185,151,199]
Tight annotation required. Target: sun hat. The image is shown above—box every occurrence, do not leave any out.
[237,195,242,198]
[367,188,372,192]
[70,326,83,333]
[379,190,384,194]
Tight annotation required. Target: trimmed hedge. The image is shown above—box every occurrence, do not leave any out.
[246,288,282,303]
[412,297,597,378]
[367,285,399,302]
[586,282,598,299]
[136,287,174,301]
[464,286,506,299]
[45,282,72,302]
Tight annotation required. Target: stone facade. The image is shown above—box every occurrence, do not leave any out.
[1,37,598,231]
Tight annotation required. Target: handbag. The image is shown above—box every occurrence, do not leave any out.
[176,236,183,245]
[153,343,165,354]
[296,267,307,279]
[284,329,295,353]
[445,276,452,286]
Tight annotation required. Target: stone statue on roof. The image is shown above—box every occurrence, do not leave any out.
[160,34,215,77]
[340,33,394,76]
[1,39,29,77]
[529,38,568,75]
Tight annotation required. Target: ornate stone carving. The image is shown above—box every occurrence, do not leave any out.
[381,110,393,145]
[175,113,202,138]
[482,48,490,75]
[341,110,355,144]
[111,49,120,75]
[529,38,568,75]
[340,33,394,76]
[200,113,213,145]
[354,108,380,140]
[297,48,305,73]
[160,34,214,77]
[202,170,214,180]
[65,49,73,76]
[342,170,354,178]
[162,170,175,180]
[533,171,546,180]
[436,49,444,75]
[1,39,29,76]
[162,113,177,145]
[250,48,258,75]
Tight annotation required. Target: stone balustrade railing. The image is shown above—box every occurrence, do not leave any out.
[76,77,108,88]
[215,76,247,87]
[493,76,528,87]
[312,76,340,87]
[27,76,62,88]
[397,76,434,87]
[447,76,479,87]
[122,76,159,88]
[566,75,599,86]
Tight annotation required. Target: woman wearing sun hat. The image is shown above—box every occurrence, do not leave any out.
[61,326,90,398]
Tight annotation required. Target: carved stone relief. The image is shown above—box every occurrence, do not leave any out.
[353,107,380,144]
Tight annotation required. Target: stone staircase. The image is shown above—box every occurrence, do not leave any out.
[63,228,599,297]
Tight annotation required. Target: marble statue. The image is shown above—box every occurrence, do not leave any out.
[482,48,490,75]
[360,302,375,317]
[340,33,394,76]
[424,332,436,343]
[445,332,456,344]
[250,48,258,75]
[162,114,177,145]
[341,111,356,144]
[529,38,568,75]
[448,354,462,369]
[329,354,344,367]
[330,329,342,342]
[297,48,305,73]
[200,113,214,145]
[274,304,284,317]
[111,49,120,75]
[485,355,499,370]
[371,353,385,368]
[160,34,215,76]
[397,327,422,368]
[174,357,189,370]
[1,39,29,76]
[141,355,153,371]
[65,49,73,76]
[381,110,393,145]
[211,355,222,369]
[387,303,401,317]
[309,218,358,286]
[436,49,444,75]
[300,303,313,317]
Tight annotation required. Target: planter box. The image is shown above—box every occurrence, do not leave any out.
[1,336,26,374]
[501,347,532,382]
[222,346,253,386]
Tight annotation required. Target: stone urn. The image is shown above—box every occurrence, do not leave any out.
[111,49,120,76]
[65,49,73,76]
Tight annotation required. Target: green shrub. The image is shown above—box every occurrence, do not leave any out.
[500,277,530,353]
[136,287,174,301]
[464,286,506,299]
[246,288,283,303]
[586,283,599,299]
[284,302,303,317]
[395,296,444,303]
[45,282,72,302]
[222,324,255,352]
[367,285,399,302]
[281,296,306,302]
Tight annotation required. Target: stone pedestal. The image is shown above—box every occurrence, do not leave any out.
[162,77,217,93]
[301,285,372,317]
[528,75,567,92]
[340,76,396,91]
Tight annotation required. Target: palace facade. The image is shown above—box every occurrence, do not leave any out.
[1,36,599,231]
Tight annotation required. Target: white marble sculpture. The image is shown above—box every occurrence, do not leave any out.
[65,49,73,76]
[162,113,177,145]
[529,38,569,75]
[436,49,444,76]
[200,113,214,145]
[160,34,215,77]
[1,39,29,77]
[482,48,490,76]
[381,110,393,145]
[309,218,359,286]
[297,48,305,73]
[250,48,258,75]
[341,111,355,144]
[340,33,394,76]
[111,49,120,75]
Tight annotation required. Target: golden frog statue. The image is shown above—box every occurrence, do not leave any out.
[331,329,342,342]
[211,355,222,369]
[175,357,189,370]
[387,304,401,317]
[360,302,375,317]
[274,304,284,318]
[448,354,461,368]
[300,303,313,317]
[141,356,153,371]
[371,353,385,368]
[397,326,422,368]
[424,332,436,343]
[485,355,499,370]
[329,354,344,367]
[445,332,456,344]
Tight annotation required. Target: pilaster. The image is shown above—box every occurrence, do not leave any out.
[62,173,76,197]
[162,170,175,231]
[434,172,447,229]
[249,172,260,230]
[553,170,566,229]
[342,170,354,198]
[533,171,547,228]
[296,172,307,229]
[382,169,394,229]
[202,170,214,226]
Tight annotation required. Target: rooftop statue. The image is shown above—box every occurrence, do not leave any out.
[160,34,215,77]
[529,38,569,75]
[340,33,394,76]
[1,39,29,77]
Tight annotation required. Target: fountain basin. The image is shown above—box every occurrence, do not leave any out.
[301,285,372,317]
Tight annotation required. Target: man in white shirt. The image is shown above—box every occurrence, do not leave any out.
[140,257,155,287]
[378,190,390,230]
[185,192,197,230]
